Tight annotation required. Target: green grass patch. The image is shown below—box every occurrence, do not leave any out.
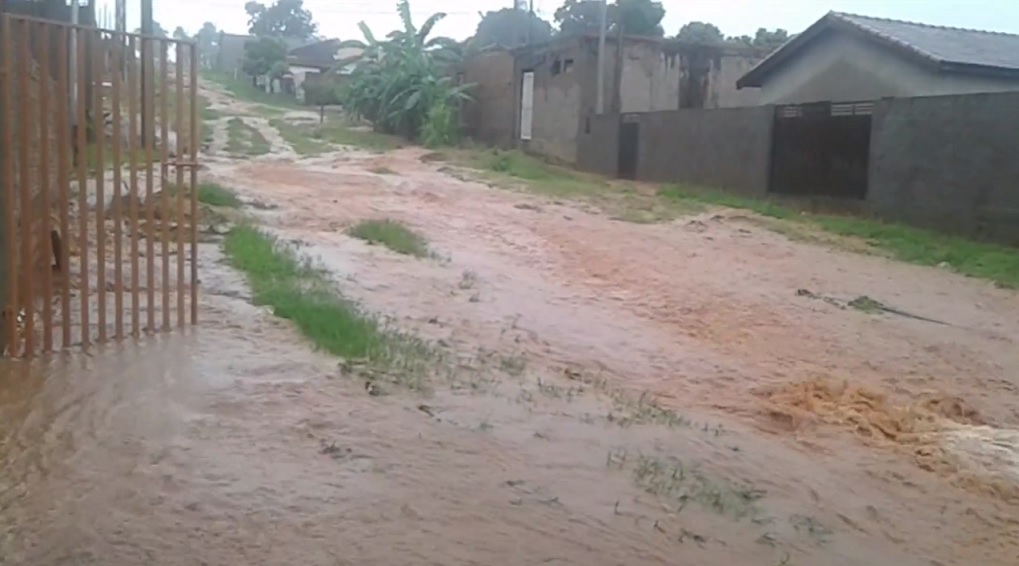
[475,149,605,198]
[270,118,331,155]
[198,94,220,121]
[222,225,438,390]
[348,219,429,258]
[196,182,242,208]
[660,184,1019,288]
[312,122,403,152]
[226,117,271,156]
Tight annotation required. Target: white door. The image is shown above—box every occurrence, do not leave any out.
[520,71,534,141]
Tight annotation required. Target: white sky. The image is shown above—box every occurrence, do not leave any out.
[100,0,1019,40]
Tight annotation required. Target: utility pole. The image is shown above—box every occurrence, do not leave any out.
[141,0,153,146]
[527,0,534,46]
[596,0,608,114]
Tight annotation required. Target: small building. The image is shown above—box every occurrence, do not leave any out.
[286,39,362,102]
[461,33,765,165]
[213,32,255,75]
[737,11,1019,104]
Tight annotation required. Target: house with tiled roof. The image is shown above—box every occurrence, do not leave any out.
[737,11,1019,104]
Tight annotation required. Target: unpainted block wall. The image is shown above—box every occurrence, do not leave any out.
[576,113,618,177]
[868,91,1019,244]
[460,50,517,149]
[633,107,773,195]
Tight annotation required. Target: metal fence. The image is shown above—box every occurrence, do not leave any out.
[0,14,200,358]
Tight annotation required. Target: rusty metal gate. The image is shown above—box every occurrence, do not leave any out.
[768,100,873,200]
[0,14,200,358]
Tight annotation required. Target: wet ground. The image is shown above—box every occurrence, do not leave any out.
[1,83,1018,565]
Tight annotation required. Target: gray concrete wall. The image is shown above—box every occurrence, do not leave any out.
[868,91,1019,244]
[576,113,619,177]
[461,50,517,148]
[634,107,773,194]
[758,31,1019,104]
[575,106,773,195]
[477,35,764,166]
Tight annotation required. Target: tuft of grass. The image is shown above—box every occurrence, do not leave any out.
[270,118,330,155]
[477,149,607,197]
[660,184,1019,289]
[369,165,398,175]
[313,124,403,152]
[347,219,429,258]
[226,117,271,156]
[222,225,439,390]
[609,451,766,521]
[224,225,384,357]
[198,94,220,121]
[197,182,242,208]
[659,185,795,219]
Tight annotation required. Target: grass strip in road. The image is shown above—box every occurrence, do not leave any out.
[197,182,242,208]
[226,117,272,156]
[222,225,438,390]
[660,185,1019,289]
[348,219,430,258]
[270,118,331,156]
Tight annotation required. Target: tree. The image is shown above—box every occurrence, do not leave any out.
[554,0,607,37]
[172,26,189,41]
[470,8,554,50]
[134,21,168,38]
[752,27,790,51]
[338,0,472,143]
[194,22,219,69]
[242,36,287,87]
[245,0,317,40]
[676,21,725,44]
[615,0,665,36]
[554,0,665,37]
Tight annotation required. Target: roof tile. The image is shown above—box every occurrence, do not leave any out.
[834,12,1019,71]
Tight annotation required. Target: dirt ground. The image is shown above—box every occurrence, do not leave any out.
[1,82,1018,565]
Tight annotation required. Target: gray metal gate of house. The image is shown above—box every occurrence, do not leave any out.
[768,100,873,200]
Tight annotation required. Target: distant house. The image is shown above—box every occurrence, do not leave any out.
[737,11,1019,104]
[213,32,311,76]
[461,33,765,165]
[286,39,362,101]
[214,33,255,75]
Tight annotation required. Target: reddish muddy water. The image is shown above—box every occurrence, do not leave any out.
[1,90,1018,565]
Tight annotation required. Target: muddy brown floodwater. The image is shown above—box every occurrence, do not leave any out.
[2,87,1019,565]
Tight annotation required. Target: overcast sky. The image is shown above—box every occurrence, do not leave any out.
[101,0,1019,40]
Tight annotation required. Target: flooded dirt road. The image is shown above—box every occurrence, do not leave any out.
[2,87,1018,565]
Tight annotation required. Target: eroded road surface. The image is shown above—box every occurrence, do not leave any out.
[1,85,1018,565]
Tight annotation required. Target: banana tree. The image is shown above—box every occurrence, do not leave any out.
[334,0,473,141]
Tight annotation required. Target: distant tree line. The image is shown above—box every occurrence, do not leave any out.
[466,0,792,53]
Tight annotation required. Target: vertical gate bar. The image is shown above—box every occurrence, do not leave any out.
[143,36,155,333]
[188,42,198,325]
[56,24,72,350]
[158,42,169,331]
[37,21,53,353]
[75,25,89,349]
[110,29,124,340]
[18,19,34,358]
[174,42,184,328]
[127,35,139,337]
[93,28,106,343]
[0,15,18,355]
